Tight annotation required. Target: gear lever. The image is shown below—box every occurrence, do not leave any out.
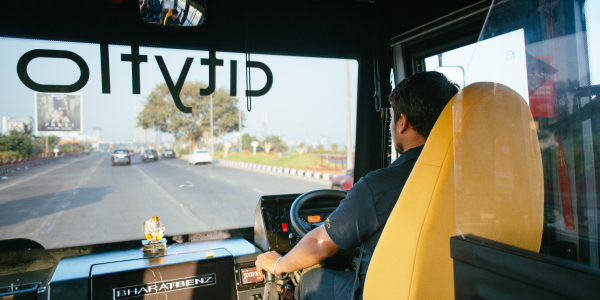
[263,272,280,300]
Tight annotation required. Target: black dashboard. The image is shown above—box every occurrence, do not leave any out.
[0,231,264,300]
[254,193,343,253]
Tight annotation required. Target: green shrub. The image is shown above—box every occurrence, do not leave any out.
[0,151,22,162]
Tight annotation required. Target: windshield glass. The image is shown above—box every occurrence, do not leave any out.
[0,38,358,249]
[453,0,600,269]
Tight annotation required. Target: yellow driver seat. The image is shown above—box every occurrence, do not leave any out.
[163,9,174,25]
[363,82,544,299]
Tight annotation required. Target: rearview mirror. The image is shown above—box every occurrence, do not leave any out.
[139,0,205,27]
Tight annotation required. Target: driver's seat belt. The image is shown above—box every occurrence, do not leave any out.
[350,244,365,300]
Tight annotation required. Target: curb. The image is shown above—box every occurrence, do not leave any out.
[218,160,333,181]
[0,153,88,175]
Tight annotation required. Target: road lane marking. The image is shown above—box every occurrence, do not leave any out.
[61,201,71,208]
[133,165,209,229]
[209,175,215,179]
[179,181,193,188]
[226,180,236,185]
[252,188,265,194]
[41,221,56,234]
[0,156,91,191]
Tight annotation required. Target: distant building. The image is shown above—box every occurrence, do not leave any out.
[92,127,102,141]
[133,106,161,144]
[2,116,33,135]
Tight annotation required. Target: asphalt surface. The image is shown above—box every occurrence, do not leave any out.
[0,153,329,249]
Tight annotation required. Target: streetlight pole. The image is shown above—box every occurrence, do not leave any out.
[210,93,214,156]
[262,109,267,140]
[346,59,353,170]
[239,106,242,151]
[45,125,48,155]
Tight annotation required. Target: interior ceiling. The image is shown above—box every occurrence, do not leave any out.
[0,0,483,59]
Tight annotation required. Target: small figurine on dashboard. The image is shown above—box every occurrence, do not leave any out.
[143,215,165,241]
[142,216,167,253]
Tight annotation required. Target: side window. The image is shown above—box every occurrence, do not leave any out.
[393,0,600,269]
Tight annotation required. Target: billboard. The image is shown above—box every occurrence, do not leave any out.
[35,92,82,133]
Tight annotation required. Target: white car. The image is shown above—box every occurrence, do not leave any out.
[188,150,213,164]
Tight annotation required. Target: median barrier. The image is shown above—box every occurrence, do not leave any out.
[216,160,334,182]
[0,153,85,175]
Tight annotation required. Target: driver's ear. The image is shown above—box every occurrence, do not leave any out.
[399,113,410,134]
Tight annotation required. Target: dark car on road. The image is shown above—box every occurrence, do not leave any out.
[162,149,176,158]
[112,149,131,166]
[141,149,159,162]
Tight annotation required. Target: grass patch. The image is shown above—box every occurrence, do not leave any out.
[216,151,318,169]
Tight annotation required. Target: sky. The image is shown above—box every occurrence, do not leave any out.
[0,38,358,148]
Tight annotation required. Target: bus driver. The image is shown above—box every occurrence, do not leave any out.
[255,71,459,300]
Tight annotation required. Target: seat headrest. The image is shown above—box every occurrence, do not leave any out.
[453,82,544,252]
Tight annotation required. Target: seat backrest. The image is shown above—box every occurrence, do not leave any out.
[163,9,174,25]
[453,82,544,251]
[363,82,544,300]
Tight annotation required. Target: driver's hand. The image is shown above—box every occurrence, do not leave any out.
[255,251,282,275]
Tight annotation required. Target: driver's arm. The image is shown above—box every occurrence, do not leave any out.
[255,224,339,275]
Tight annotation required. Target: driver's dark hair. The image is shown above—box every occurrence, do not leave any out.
[389,71,458,139]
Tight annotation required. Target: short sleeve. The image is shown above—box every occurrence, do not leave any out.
[325,177,379,251]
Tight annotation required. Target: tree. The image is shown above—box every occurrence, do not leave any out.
[317,144,324,152]
[331,143,338,153]
[0,127,33,157]
[202,131,210,148]
[241,133,259,151]
[263,135,288,153]
[32,135,59,156]
[307,145,313,153]
[137,82,242,151]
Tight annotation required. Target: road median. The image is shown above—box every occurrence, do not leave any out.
[217,159,333,181]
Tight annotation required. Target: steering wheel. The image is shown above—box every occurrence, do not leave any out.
[290,189,347,238]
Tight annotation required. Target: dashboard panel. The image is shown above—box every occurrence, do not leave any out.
[0,234,265,300]
[254,194,342,253]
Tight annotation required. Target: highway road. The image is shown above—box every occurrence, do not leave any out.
[0,153,329,249]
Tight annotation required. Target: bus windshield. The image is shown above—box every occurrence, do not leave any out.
[0,38,358,249]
